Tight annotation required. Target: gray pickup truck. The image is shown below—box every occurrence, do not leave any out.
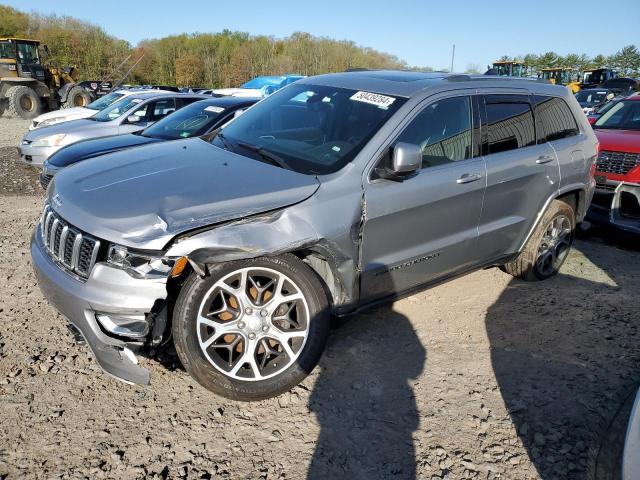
[31,71,596,400]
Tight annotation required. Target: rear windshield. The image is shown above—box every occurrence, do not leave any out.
[90,96,144,122]
[575,91,608,104]
[86,92,125,111]
[594,100,640,130]
[211,84,406,175]
[142,101,234,139]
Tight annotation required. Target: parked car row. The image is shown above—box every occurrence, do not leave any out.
[24,71,596,400]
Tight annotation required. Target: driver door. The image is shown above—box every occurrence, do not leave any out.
[360,93,486,302]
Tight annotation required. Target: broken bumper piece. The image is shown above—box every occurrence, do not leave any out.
[30,229,168,385]
[610,182,640,234]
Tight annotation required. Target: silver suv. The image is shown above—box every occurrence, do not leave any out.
[31,71,596,400]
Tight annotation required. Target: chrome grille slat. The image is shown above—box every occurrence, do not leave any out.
[38,205,101,279]
[596,151,640,175]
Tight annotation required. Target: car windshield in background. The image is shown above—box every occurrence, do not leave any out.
[86,92,126,111]
[91,96,144,122]
[211,84,406,175]
[142,102,230,140]
[575,91,607,104]
[594,100,640,130]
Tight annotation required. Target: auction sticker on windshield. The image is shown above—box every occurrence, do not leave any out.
[350,91,396,108]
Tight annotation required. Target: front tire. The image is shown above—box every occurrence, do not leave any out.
[172,254,330,401]
[6,86,42,119]
[503,199,575,281]
[63,85,92,108]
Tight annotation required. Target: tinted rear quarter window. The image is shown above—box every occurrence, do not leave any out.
[533,95,579,142]
[484,95,536,154]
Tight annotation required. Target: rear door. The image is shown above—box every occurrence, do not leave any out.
[360,92,486,301]
[532,95,586,189]
[475,92,560,259]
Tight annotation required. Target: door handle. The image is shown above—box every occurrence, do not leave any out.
[536,155,555,164]
[456,173,483,184]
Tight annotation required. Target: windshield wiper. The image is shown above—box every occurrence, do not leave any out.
[237,142,292,171]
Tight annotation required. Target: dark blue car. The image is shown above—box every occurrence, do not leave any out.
[40,96,259,189]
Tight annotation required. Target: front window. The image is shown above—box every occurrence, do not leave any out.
[16,42,39,65]
[91,96,145,122]
[211,84,406,175]
[594,101,640,130]
[0,41,14,59]
[86,92,126,111]
[142,101,232,140]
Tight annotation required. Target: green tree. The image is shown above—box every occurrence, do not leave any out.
[0,5,28,37]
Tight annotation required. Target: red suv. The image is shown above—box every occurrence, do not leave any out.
[590,95,640,233]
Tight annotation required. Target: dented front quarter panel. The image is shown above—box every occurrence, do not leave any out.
[165,169,364,311]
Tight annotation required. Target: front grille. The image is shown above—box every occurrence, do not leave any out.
[40,204,101,279]
[596,151,640,175]
[40,173,53,189]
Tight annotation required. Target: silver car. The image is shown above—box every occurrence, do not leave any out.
[19,92,205,167]
[31,71,596,400]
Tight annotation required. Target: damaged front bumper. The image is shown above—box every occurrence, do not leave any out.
[31,229,167,385]
[588,182,640,234]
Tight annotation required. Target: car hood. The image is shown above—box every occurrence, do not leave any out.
[49,138,320,250]
[25,118,112,141]
[49,134,161,167]
[34,107,93,124]
[594,129,640,154]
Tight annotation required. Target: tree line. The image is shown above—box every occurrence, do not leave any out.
[494,47,640,76]
[0,5,405,88]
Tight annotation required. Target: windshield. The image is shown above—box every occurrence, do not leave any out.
[211,83,406,175]
[142,101,232,139]
[0,41,14,59]
[594,100,640,130]
[575,91,608,104]
[86,91,126,111]
[91,96,144,122]
[16,42,39,65]
[241,77,282,89]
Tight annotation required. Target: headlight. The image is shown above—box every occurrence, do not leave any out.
[32,133,68,148]
[107,244,187,279]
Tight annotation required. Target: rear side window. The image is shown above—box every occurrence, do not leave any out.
[533,95,579,142]
[396,95,474,168]
[484,95,536,154]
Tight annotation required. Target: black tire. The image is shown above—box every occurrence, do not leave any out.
[173,254,330,401]
[6,85,42,119]
[0,99,5,117]
[503,199,575,281]
[63,85,92,108]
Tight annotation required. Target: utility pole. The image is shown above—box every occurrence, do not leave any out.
[450,44,456,73]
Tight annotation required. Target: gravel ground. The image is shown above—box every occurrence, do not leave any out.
[0,117,639,479]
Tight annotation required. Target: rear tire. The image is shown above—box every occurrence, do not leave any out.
[6,86,42,119]
[63,85,92,108]
[503,199,575,281]
[173,254,330,401]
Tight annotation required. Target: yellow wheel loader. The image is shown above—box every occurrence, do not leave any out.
[0,38,92,119]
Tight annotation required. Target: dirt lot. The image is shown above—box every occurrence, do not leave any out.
[0,117,639,480]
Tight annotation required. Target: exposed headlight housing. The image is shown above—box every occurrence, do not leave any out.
[107,244,187,279]
[38,117,67,128]
[32,133,68,148]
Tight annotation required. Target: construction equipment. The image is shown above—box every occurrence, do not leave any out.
[539,68,581,93]
[489,61,527,77]
[0,38,93,119]
[581,68,618,89]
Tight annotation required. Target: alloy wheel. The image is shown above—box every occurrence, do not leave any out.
[535,215,572,276]
[196,267,310,381]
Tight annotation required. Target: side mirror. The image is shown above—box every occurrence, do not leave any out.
[127,114,141,124]
[391,142,422,174]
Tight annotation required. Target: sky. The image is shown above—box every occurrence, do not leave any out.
[5,0,639,71]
